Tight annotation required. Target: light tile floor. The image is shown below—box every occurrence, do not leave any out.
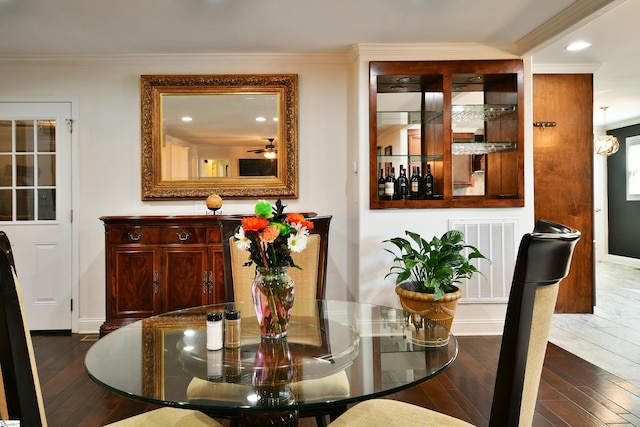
[549,261,640,388]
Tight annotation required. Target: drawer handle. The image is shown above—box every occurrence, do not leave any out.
[177,231,191,242]
[128,231,143,241]
[202,272,208,294]
[208,271,213,294]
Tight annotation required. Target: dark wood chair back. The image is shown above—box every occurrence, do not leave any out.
[0,231,47,426]
[489,219,581,426]
[218,215,332,302]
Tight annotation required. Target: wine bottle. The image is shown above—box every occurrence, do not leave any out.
[397,166,408,200]
[410,166,420,200]
[424,164,434,199]
[384,167,395,200]
[378,168,385,199]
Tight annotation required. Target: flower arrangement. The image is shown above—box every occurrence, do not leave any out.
[234,199,314,269]
[233,199,314,338]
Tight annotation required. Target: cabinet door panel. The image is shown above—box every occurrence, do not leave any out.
[110,247,159,320]
[210,247,226,303]
[162,247,209,312]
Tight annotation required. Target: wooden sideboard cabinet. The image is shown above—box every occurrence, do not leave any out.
[99,216,227,335]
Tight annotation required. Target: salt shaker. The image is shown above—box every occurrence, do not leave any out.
[206,311,223,351]
[224,309,241,348]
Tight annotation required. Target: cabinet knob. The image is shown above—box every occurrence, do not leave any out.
[177,231,191,241]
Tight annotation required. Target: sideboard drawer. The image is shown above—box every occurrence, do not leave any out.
[159,227,207,244]
[109,227,161,244]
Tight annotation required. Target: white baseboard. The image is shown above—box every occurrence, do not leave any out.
[450,319,505,336]
[603,255,640,268]
[77,318,104,335]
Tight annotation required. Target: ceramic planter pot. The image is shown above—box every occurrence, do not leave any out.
[395,282,462,346]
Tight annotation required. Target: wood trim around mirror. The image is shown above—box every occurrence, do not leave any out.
[141,74,298,200]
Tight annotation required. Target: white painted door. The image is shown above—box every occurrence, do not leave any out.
[0,102,72,330]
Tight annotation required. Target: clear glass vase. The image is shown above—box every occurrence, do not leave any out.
[252,267,295,338]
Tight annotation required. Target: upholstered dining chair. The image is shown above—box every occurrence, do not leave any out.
[218,214,332,304]
[327,219,581,427]
[0,232,222,427]
[214,215,344,426]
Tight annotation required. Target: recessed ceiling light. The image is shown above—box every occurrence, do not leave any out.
[256,117,266,122]
[566,41,591,51]
[181,116,192,122]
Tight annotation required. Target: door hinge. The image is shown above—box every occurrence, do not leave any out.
[70,209,73,223]
[66,118,75,134]
[70,298,73,312]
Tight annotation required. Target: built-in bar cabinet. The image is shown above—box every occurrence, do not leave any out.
[370,59,524,209]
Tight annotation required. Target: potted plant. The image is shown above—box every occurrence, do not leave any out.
[383,230,488,336]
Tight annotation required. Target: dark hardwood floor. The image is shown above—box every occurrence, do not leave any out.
[32,334,640,426]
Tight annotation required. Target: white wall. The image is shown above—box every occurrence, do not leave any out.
[0,54,353,333]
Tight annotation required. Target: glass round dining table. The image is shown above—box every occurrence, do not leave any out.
[85,300,458,424]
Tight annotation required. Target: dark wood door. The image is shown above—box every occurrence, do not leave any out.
[161,246,209,312]
[110,246,160,320]
[533,74,594,313]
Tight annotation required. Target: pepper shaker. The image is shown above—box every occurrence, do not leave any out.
[224,309,241,349]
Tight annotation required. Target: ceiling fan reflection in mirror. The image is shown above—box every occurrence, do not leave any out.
[248,138,278,159]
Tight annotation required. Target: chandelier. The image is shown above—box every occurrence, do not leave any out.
[594,106,619,156]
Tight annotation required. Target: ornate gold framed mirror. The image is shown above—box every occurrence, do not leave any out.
[141,74,298,200]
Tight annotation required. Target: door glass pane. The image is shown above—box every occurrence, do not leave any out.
[16,188,34,220]
[16,120,34,153]
[16,155,34,186]
[37,120,56,152]
[37,154,56,186]
[0,189,11,221]
[0,155,12,187]
[0,121,11,153]
[0,118,57,221]
[38,189,56,220]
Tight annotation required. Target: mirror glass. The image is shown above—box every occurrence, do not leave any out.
[141,74,298,200]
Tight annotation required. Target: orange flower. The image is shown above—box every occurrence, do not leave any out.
[301,220,314,230]
[286,213,304,225]
[242,216,270,232]
[259,225,280,243]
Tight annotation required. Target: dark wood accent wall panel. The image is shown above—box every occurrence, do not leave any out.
[533,74,594,313]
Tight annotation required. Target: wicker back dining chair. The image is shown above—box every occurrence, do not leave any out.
[328,219,581,427]
[0,231,222,427]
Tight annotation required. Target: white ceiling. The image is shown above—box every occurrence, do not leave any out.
[1,0,638,128]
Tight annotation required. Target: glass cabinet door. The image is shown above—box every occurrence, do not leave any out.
[369,60,524,209]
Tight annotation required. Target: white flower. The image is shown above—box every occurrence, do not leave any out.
[288,232,308,253]
[234,227,251,251]
[290,222,310,238]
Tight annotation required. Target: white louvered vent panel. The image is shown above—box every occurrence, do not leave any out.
[450,219,518,302]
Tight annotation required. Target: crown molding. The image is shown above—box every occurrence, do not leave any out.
[351,43,519,62]
[517,0,621,55]
[0,52,350,66]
